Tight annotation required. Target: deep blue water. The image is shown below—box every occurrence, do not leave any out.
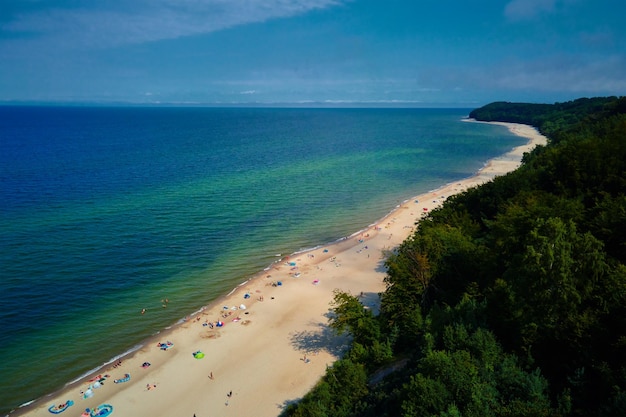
[0,106,524,414]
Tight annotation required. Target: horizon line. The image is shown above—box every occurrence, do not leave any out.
[0,99,493,109]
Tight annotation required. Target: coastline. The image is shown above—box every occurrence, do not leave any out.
[13,122,547,417]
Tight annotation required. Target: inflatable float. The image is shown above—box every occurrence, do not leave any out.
[48,400,73,414]
[89,403,113,417]
[158,341,174,350]
[113,373,130,384]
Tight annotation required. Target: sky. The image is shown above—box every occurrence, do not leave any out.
[1,0,625,106]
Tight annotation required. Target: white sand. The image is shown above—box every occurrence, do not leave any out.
[15,122,547,417]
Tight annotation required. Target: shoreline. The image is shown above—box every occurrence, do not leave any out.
[13,121,547,417]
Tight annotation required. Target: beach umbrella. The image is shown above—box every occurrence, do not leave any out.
[239,304,246,310]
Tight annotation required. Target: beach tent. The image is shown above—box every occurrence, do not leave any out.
[239,304,246,310]
[83,389,93,399]
[193,351,205,359]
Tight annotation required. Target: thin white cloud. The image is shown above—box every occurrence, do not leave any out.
[2,0,346,48]
[579,28,615,48]
[504,0,583,21]
[488,55,626,93]
[504,0,556,20]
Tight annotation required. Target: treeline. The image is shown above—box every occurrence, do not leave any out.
[281,96,626,417]
[468,96,626,138]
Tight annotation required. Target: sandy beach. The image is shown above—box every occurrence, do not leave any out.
[14,122,547,417]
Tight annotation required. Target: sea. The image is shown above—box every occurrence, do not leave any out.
[0,106,525,415]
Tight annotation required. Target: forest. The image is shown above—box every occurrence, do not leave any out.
[281,96,626,417]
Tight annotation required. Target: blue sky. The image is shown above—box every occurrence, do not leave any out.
[1,0,625,106]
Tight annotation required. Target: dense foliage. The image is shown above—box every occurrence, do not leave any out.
[281,97,626,417]
[468,97,625,139]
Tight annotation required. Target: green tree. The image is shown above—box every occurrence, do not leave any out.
[400,373,452,417]
[329,290,381,347]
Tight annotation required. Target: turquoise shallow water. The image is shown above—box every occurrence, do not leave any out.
[0,107,524,414]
